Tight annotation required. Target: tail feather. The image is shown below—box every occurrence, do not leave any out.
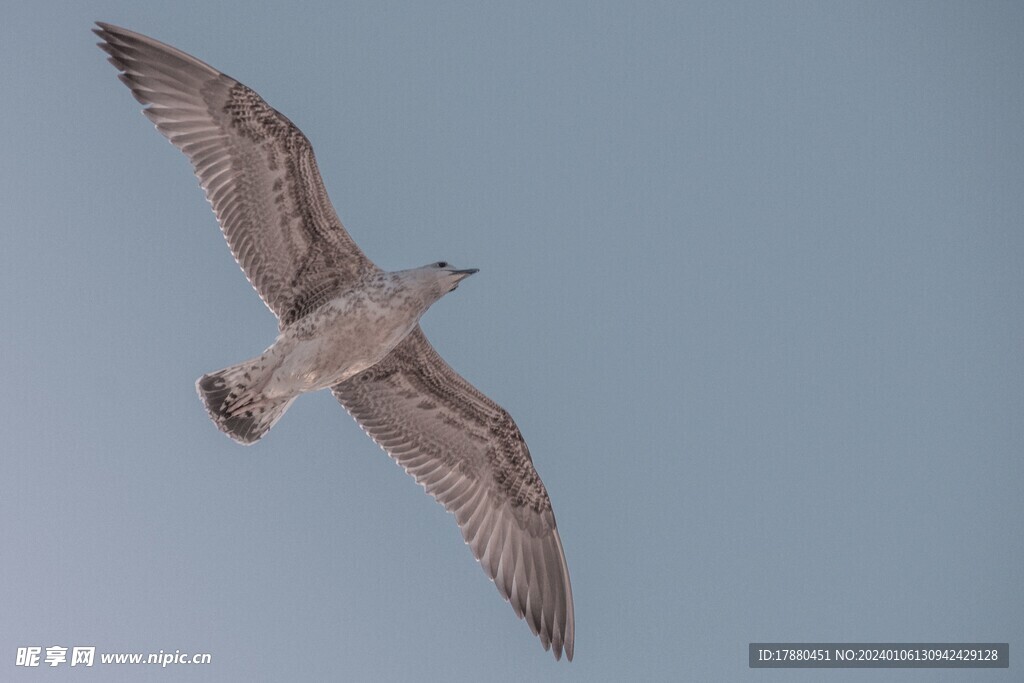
[196,360,294,444]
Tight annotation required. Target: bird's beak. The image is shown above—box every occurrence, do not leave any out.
[447,268,478,291]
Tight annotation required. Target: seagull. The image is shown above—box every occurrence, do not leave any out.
[95,22,574,661]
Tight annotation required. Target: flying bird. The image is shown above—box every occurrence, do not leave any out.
[95,22,574,661]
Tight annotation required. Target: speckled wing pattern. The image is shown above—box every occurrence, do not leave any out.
[333,327,575,660]
[95,22,377,326]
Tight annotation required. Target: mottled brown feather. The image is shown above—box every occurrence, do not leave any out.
[333,327,574,660]
[95,22,377,326]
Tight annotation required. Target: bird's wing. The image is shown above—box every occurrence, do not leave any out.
[95,22,377,326]
[332,327,574,661]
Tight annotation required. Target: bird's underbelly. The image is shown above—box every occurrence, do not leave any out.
[263,307,417,396]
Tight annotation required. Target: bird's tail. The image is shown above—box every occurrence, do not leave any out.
[196,358,295,445]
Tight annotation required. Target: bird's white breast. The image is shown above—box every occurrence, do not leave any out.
[264,282,423,395]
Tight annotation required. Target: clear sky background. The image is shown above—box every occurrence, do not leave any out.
[2,1,1022,681]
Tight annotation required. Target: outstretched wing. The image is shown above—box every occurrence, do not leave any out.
[332,327,574,661]
[95,22,377,326]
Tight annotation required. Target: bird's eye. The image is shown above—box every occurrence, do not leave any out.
[437,261,448,268]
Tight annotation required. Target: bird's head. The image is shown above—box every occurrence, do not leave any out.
[406,261,479,303]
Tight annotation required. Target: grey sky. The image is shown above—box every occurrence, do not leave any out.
[2,1,1022,680]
